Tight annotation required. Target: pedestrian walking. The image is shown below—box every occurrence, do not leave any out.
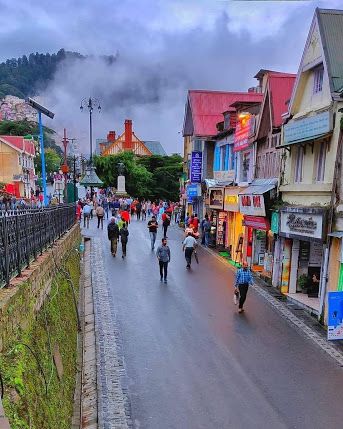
[119,222,129,258]
[83,203,91,228]
[107,217,120,257]
[182,231,197,269]
[162,214,170,238]
[136,201,142,220]
[235,261,254,313]
[147,215,158,250]
[156,238,170,283]
[96,204,105,229]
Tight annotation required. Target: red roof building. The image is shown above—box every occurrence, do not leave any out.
[183,90,263,137]
[255,71,296,179]
[0,135,36,198]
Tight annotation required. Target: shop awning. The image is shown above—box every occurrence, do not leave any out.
[243,215,270,230]
[328,231,343,238]
[239,178,278,196]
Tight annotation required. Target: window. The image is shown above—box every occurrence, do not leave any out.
[294,146,304,183]
[221,146,226,170]
[315,141,327,182]
[313,65,324,94]
[241,152,251,182]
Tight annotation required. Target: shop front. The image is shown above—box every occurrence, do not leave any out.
[207,187,224,248]
[279,207,326,311]
[223,187,244,263]
[239,179,278,274]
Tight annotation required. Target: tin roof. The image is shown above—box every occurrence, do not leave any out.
[183,90,263,137]
[317,8,343,93]
[268,73,296,127]
[0,135,35,156]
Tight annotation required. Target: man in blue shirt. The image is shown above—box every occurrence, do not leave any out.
[235,261,253,313]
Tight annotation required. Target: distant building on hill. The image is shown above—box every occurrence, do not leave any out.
[0,95,37,122]
[98,119,166,156]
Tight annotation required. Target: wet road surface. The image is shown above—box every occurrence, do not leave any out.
[87,217,343,429]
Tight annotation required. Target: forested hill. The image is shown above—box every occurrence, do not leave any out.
[0,49,84,99]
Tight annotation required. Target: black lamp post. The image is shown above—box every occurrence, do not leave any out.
[80,97,101,165]
[79,97,103,190]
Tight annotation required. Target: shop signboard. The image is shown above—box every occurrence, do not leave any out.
[271,212,279,234]
[233,114,255,152]
[209,187,224,209]
[187,184,198,203]
[328,291,343,340]
[280,210,324,241]
[190,151,202,183]
[213,170,235,183]
[283,110,332,146]
[216,211,226,247]
[239,193,266,217]
[243,215,270,231]
[224,188,240,212]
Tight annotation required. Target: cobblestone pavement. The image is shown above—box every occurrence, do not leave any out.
[86,217,343,429]
[91,236,132,428]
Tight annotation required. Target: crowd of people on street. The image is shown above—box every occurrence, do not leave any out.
[77,191,253,313]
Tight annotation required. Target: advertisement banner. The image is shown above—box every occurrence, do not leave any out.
[239,194,266,217]
[209,187,224,209]
[190,151,202,183]
[224,188,240,212]
[234,114,255,152]
[271,211,279,234]
[328,291,343,340]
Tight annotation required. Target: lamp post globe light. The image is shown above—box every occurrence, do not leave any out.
[79,97,103,189]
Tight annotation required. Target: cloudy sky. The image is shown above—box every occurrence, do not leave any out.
[0,0,341,154]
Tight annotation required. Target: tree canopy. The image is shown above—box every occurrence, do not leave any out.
[0,119,62,155]
[34,148,62,175]
[94,153,182,200]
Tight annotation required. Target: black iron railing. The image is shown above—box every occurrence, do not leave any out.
[0,204,76,288]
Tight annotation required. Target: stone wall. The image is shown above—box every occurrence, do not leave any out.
[0,224,81,429]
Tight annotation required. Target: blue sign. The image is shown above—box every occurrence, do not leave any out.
[328,291,343,340]
[283,110,332,145]
[191,151,202,183]
[187,184,198,199]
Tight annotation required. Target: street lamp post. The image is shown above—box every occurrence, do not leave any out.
[26,98,55,206]
[80,97,101,165]
[79,97,103,193]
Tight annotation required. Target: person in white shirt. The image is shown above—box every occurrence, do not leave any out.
[182,232,197,269]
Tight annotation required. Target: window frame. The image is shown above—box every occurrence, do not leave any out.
[294,145,304,183]
[315,141,327,183]
[313,64,324,94]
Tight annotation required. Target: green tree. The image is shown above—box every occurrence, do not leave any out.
[0,120,62,155]
[94,152,152,197]
[138,154,183,201]
[34,148,62,175]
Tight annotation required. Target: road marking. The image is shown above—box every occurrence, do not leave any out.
[202,245,343,367]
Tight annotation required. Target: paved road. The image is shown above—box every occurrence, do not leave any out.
[87,217,343,429]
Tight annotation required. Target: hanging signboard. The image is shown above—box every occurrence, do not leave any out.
[190,151,202,183]
[328,291,343,340]
[271,211,279,234]
[239,194,266,217]
[187,184,198,199]
[213,170,235,183]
